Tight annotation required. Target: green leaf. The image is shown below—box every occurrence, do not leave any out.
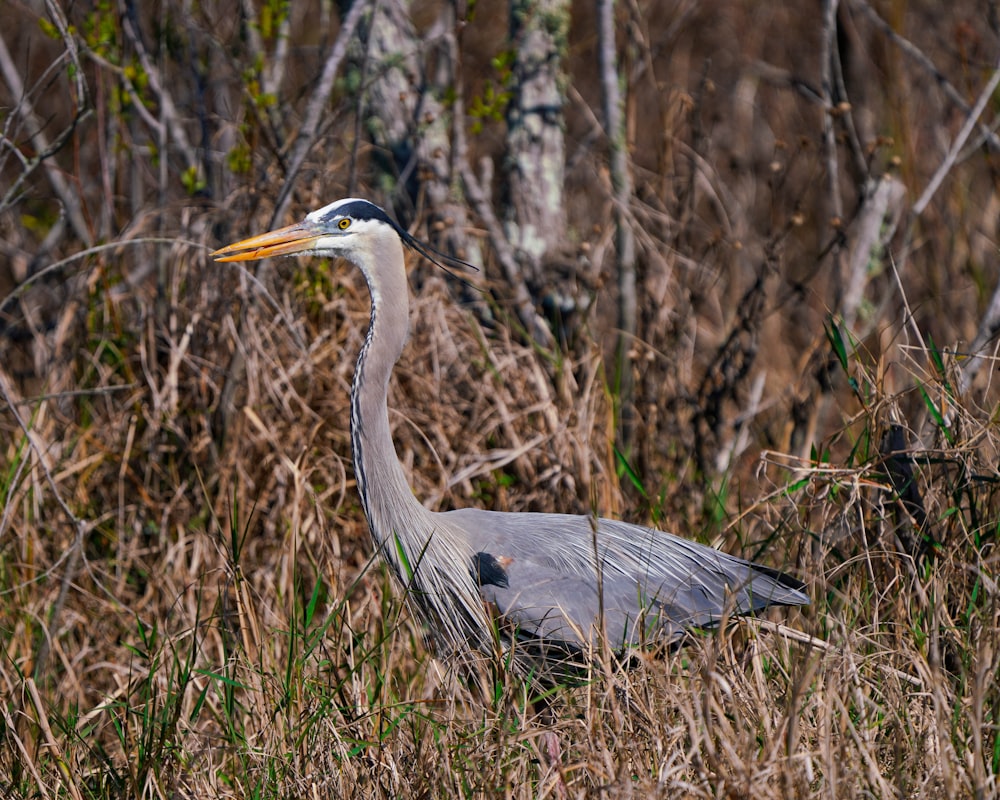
[181,165,206,196]
[394,531,415,581]
[614,445,648,498]
[825,316,850,373]
[917,381,954,444]
[194,668,250,690]
[926,334,956,400]
[304,576,322,629]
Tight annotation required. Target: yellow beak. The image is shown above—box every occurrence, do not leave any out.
[211,221,323,262]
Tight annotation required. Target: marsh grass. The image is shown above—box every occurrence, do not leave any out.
[1,251,997,798]
[3,2,1000,797]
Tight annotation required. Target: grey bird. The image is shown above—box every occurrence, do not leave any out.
[213,197,808,679]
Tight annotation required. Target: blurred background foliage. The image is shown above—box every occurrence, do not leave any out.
[1,1,999,797]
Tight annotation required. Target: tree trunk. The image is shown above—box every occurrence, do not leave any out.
[502,0,569,291]
[597,0,637,447]
[354,0,470,259]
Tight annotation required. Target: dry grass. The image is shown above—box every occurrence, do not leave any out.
[2,2,999,798]
[2,241,997,798]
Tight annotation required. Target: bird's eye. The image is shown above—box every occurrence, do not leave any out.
[338,218,351,230]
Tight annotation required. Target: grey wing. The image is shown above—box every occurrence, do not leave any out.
[448,509,808,651]
[470,551,674,650]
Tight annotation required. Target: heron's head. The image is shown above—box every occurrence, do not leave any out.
[212,198,405,264]
[212,197,477,290]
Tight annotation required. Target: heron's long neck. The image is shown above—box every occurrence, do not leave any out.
[349,234,487,654]
[350,237,431,550]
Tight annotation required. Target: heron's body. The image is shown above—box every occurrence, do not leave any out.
[213,198,808,677]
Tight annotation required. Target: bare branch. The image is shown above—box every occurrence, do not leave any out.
[911,63,1000,218]
[0,29,92,244]
[958,276,1000,395]
[458,157,553,347]
[271,0,370,226]
[894,61,1000,280]
[0,366,91,683]
[598,0,638,444]
[840,175,905,330]
[119,1,200,173]
[820,0,843,226]
[851,0,1000,151]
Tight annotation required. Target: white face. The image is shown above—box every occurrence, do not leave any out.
[212,198,400,264]
[306,198,401,255]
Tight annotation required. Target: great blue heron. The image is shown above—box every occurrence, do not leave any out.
[213,197,808,679]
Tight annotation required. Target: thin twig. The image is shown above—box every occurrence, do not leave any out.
[457,156,553,348]
[0,29,91,243]
[119,0,200,173]
[840,175,905,330]
[851,0,1000,152]
[598,0,638,445]
[958,278,1000,395]
[1,700,51,800]
[893,61,1000,286]
[85,48,173,162]
[820,0,843,227]
[750,619,923,687]
[271,0,371,227]
[911,62,1000,218]
[828,9,869,182]
[0,237,203,312]
[25,678,84,800]
[0,369,92,682]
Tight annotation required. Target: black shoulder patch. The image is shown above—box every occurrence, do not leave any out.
[471,552,510,589]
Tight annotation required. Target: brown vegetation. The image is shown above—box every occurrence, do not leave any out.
[1,1,998,797]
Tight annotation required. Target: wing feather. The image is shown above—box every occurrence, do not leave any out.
[449,508,807,651]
